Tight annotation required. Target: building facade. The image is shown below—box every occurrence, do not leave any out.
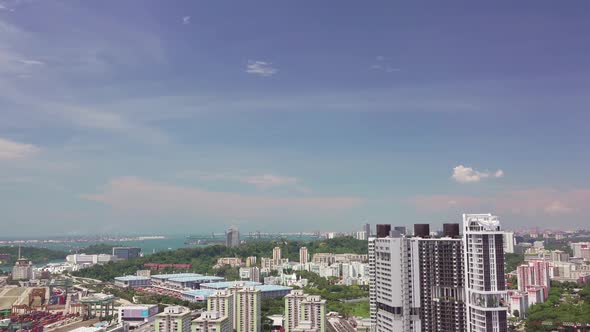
[236,287,261,332]
[368,237,376,325]
[462,213,508,332]
[118,304,159,327]
[285,290,307,332]
[155,306,192,332]
[207,290,234,331]
[300,296,326,332]
[370,217,507,332]
[418,231,466,332]
[226,227,240,248]
[112,247,142,261]
[503,232,515,254]
[192,311,231,332]
[12,257,33,280]
[373,233,421,332]
[516,260,550,298]
[299,247,309,265]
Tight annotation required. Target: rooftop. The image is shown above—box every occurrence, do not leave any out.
[181,289,216,297]
[151,273,202,280]
[115,276,151,281]
[168,276,224,283]
[255,285,293,292]
[200,281,261,289]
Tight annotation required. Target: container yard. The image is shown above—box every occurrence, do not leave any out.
[0,311,80,332]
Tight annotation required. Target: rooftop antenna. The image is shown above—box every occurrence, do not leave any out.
[18,245,21,259]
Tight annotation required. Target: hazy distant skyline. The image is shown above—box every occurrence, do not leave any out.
[1,1,590,236]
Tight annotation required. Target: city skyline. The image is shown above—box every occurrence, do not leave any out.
[2,1,590,236]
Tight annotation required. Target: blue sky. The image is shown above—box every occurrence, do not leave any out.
[1,1,589,236]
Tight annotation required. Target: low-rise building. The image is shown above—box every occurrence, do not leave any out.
[66,254,116,265]
[200,281,262,291]
[167,276,225,290]
[214,257,243,268]
[113,247,142,261]
[115,276,151,288]
[181,289,217,302]
[118,304,159,328]
[151,273,203,285]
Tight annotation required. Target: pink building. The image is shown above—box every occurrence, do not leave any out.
[517,260,551,298]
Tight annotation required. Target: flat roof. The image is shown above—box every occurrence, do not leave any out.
[255,285,293,292]
[119,304,158,309]
[115,276,151,281]
[181,289,216,297]
[151,273,202,280]
[168,276,224,283]
[200,281,261,289]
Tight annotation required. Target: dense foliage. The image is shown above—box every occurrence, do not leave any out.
[504,253,524,273]
[525,282,590,331]
[73,237,368,281]
[0,246,66,265]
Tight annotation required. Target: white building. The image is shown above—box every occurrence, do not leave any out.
[503,232,515,254]
[118,304,159,328]
[509,293,528,317]
[114,276,151,288]
[12,258,33,280]
[571,242,590,260]
[373,234,421,332]
[66,254,116,265]
[463,213,508,332]
[368,237,376,325]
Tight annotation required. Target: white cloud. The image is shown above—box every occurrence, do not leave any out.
[18,59,44,65]
[370,56,399,73]
[246,60,278,77]
[0,137,39,160]
[451,165,504,183]
[182,16,191,24]
[544,201,574,214]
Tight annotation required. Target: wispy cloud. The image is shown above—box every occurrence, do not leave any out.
[370,55,400,73]
[243,174,298,189]
[0,137,39,160]
[18,59,44,65]
[82,177,362,219]
[182,170,307,191]
[411,188,590,217]
[451,165,504,183]
[182,16,191,25]
[246,60,278,77]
